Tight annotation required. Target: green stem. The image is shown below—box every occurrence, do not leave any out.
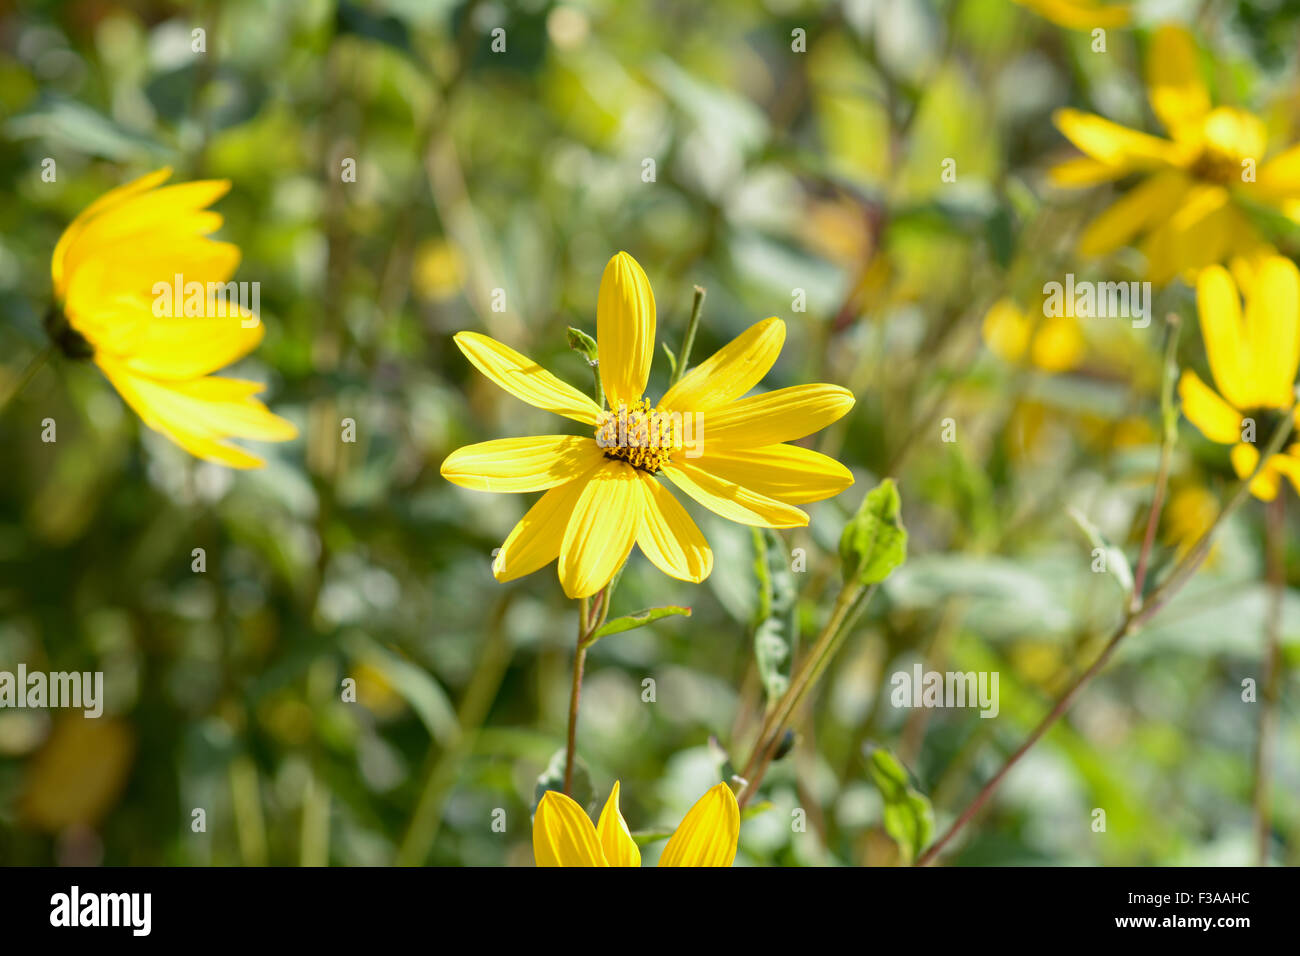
[916,405,1295,866]
[738,581,878,808]
[0,345,53,415]
[668,286,706,387]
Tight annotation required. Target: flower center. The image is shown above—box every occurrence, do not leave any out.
[1189,146,1240,185]
[595,398,681,474]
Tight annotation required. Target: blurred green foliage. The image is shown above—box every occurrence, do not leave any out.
[0,0,1296,866]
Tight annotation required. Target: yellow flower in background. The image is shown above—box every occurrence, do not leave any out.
[441,251,855,599]
[1162,483,1220,560]
[1178,256,1300,500]
[982,298,1085,372]
[50,167,296,468]
[533,780,739,867]
[1014,0,1130,31]
[1050,25,1300,285]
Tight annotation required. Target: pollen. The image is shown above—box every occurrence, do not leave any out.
[595,398,681,473]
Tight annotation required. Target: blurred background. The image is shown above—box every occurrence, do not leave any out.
[1,0,1297,866]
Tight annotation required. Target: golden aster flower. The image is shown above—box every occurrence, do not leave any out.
[440,251,855,599]
[49,167,296,468]
[1014,0,1130,31]
[981,297,1085,373]
[1177,255,1300,501]
[1050,25,1300,285]
[532,780,739,867]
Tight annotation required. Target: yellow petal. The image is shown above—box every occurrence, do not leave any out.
[1178,370,1242,444]
[1048,156,1127,188]
[1077,169,1189,258]
[981,299,1031,364]
[1230,443,1280,502]
[61,181,233,293]
[1201,107,1266,166]
[1195,265,1250,409]
[1030,315,1085,372]
[1270,449,1300,495]
[559,463,641,598]
[702,384,855,448]
[494,462,604,582]
[88,306,262,380]
[1146,25,1210,139]
[533,790,607,867]
[1015,0,1130,30]
[597,252,656,407]
[635,473,713,583]
[595,782,641,868]
[454,332,601,424]
[97,358,296,469]
[695,443,854,504]
[1140,184,1257,286]
[441,436,604,493]
[1257,144,1300,198]
[1242,256,1300,409]
[1053,108,1179,171]
[660,318,785,412]
[662,460,809,528]
[52,167,174,298]
[658,782,739,867]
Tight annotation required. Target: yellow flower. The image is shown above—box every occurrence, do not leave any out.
[1177,255,1300,501]
[532,780,739,867]
[1050,25,1300,285]
[50,167,296,468]
[1014,0,1130,31]
[982,298,1085,372]
[441,251,855,598]
[1162,482,1219,560]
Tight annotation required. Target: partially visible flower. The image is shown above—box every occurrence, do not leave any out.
[532,780,739,867]
[982,298,1085,373]
[1162,482,1220,560]
[441,251,855,599]
[50,167,296,468]
[1014,0,1130,30]
[1178,255,1300,500]
[1050,26,1300,285]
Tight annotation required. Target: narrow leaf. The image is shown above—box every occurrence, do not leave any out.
[590,605,691,642]
[752,527,797,701]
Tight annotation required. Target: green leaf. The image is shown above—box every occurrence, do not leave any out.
[340,634,458,745]
[567,326,599,365]
[752,527,797,700]
[534,748,592,813]
[590,605,691,642]
[839,478,908,586]
[1067,507,1134,594]
[865,746,934,864]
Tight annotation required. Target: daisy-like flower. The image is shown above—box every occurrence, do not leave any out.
[1013,0,1130,31]
[48,167,296,468]
[1178,255,1300,501]
[532,780,739,867]
[1050,25,1300,285]
[440,252,855,599]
